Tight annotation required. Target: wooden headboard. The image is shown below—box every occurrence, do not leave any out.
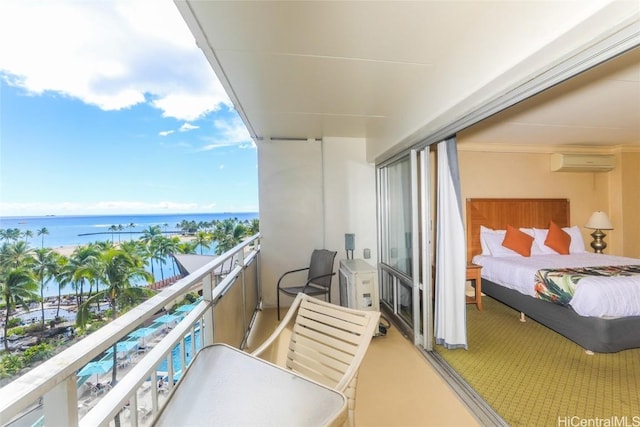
[466,198,570,261]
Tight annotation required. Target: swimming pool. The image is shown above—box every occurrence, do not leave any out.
[14,301,112,324]
[156,329,202,381]
[15,308,76,324]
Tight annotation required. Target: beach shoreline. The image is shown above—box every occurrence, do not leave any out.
[51,234,196,257]
[52,245,79,257]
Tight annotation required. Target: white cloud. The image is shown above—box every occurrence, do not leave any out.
[179,123,199,132]
[0,0,230,121]
[199,117,255,151]
[159,130,175,137]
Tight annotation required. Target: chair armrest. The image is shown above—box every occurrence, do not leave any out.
[277,267,310,289]
[302,272,336,290]
[252,293,305,358]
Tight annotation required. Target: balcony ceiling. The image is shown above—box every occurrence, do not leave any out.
[177,1,640,148]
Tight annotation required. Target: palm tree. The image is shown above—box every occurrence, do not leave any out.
[37,227,49,248]
[33,248,60,327]
[246,219,259,236]
[119,240,141,257]
[76,248,153,391]
[117,224,124,242]
[108,225,118,243]
[0,267,39,351]
[1,228,22,242]
[127,223,136,240]
[177,220,198,235]
[147,238,167,282]
[154,236,180,280]
[194,231,212,255]
[140,226,162,279]
[74,251,103,312]
[164,237,181,276]
[141,225,162,244]
[1,240,35,269]
[67,245,100,306]
[176,240,198,255]
[54,255,71,318]
[22,230,33,244]
[212,219,247,272]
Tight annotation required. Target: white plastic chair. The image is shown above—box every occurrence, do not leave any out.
[252,293,380,426]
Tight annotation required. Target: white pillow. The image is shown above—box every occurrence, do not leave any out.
[483,231,522,257]
[532,228,558,254]
[533,226,587,254]
[520,228,547,256]
[480,226,504,255]
[563,226,587,254]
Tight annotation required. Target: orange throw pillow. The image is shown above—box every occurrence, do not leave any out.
[545,221,571,254]
[502,225,534,257]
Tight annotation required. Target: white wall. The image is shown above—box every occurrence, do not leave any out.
[257,137,376,310]
[323,137,378,265]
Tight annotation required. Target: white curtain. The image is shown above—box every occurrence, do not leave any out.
[434,137,467,349]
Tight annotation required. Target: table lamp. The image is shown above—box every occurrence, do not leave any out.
[584,211,613,253]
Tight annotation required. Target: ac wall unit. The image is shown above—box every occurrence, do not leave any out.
[550,153,615,172]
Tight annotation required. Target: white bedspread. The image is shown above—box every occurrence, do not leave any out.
[471,253,640,317]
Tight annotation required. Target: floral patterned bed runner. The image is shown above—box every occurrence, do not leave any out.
[535,265,640,305]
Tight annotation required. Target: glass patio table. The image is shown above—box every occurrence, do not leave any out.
[154,343,347,426]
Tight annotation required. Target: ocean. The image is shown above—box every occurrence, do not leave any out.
[0,212,258,297]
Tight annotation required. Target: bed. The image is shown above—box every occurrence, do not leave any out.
[466,198,640,353]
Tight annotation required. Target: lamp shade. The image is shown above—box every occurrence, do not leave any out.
[585,211,613,230]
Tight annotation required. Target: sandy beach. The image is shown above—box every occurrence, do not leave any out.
[52,245,79,257]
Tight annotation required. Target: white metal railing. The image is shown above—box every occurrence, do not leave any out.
[0,234,261,427]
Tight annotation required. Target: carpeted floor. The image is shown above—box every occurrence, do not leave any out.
[435,297,640,426]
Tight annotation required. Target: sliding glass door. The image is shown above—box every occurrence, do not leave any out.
[378,148,432,349]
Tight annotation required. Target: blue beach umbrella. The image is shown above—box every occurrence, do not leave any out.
[106,340,139,355]
[116,340,139,352]
[78,360,114,383]
[175,304,195,314]
[128,327,157,346]
[156,314,180,324]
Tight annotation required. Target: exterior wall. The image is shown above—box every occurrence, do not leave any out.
[323,137,378,266]
[257,140,324,310]
[457,148,621,254]
[257,137,376,309]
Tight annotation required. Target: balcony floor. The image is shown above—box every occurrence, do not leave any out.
[246,307,479,427]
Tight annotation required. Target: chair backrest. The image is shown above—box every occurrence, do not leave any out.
[286,293,379,390]
[251,293,380,426]
[307,249,337,288]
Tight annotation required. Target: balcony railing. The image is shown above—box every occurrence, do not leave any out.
[0,234,261,427]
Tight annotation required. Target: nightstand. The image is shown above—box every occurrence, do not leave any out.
[466,263,483,312]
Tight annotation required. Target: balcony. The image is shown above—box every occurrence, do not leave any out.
[0,234,477,426]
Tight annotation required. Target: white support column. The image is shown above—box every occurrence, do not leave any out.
[44,376,78,426]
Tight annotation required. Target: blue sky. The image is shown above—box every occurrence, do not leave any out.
[0,0,257,217]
